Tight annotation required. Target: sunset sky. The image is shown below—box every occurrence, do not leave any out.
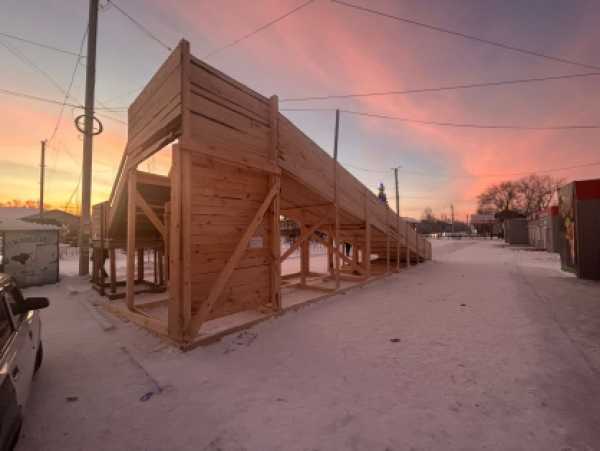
[1,0,600,220]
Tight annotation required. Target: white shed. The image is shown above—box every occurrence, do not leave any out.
[0,218,60,287]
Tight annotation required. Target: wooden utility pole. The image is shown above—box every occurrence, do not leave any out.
[394,167,400,270]
[78,0,99,276]
[333,109,340,289]
[451,204,455,233]
[39,140,46,216]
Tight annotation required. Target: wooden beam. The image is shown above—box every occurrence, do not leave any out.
[137,248,144,283]
[364,191,371,278]
[386,209,390,273]
[136,190,166,239]
[126,171,137,310]
[181,149,192,330]
[300,224,310,286]
[187,181,280,337]
[268,95,281,311]
[168,145,183,339]
[99,203,106,296]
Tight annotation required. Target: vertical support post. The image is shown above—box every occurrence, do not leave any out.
[300,225,309,286]
[40,140,46,216]
[137,249,144,282]
[179,40,193,335]
[364,190,371,277]
[99,202,105,296]
[78,0,99,276]
[327,225,334,275]
[333,109,341,289]
[394,167,400,271]
[126,171,137,310]
[153,248,158,285]
[268,95,281,310]
[109,248,116,294]
[158,249,164,286]
[181,150,192,331]
[386,209,390,273]
[405,221,410,266]
[168,145,183,339]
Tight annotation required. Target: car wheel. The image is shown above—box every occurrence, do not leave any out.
[34,341,43,374]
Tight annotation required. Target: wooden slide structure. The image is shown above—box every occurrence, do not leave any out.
[92,40,431,349]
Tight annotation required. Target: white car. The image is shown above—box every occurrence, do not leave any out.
[0,273,48,450]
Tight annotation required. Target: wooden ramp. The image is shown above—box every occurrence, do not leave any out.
[94,40,432,348]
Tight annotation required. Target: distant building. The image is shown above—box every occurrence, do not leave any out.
[470,213,497,236]
[22,209,80,244]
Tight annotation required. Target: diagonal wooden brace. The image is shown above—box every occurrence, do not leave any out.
[312,232,366,275]
[186,181,280,337]
[136,190,166,240]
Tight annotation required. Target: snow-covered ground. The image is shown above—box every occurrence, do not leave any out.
[16,239,600,451]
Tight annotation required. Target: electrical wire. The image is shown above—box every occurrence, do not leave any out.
[47,27,88,144]
[282,107,600,130]
[107,0,172,51]
[0,31,84,58]
[342,109,600,130]
[331,0,600,71]
[280,72,600,102]
[0,88,81,108]
[0,87,128,124]
[203,0,316,59]
[344,159,600,180]
[0,39,81,100]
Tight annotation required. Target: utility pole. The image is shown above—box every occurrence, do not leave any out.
[394,166,400,270]
[78,0,99,276]
[39,140,46,216]
[451,204,455,233]
[393,167,400,217]
[332,109,340,289]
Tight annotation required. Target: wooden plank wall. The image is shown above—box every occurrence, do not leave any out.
[188,155,271,319]
[183,55,273,321]
[127,43,183,167]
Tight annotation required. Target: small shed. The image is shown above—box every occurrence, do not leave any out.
[558,179,600,280]
[504,218,529,245]
[529,207,560,252]
[0,218,60,287]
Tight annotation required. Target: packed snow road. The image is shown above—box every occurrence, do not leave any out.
[17,240,600,451]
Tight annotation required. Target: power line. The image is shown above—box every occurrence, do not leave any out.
[107,0,172,51]
[342,109,600,130]
[331,0,600,71]
[0,32,85,58]
[280,72,600,102]
[344,159,600,180]
[0,86,128,124]
[0,39,81,101]
[0,88,81,108]
[282,107,600,130]
[203,0,316,59]
[48,27,88,144]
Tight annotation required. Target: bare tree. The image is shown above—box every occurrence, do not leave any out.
[476,174,563,215]
[477,181,520,213]
[515,174,563,216]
